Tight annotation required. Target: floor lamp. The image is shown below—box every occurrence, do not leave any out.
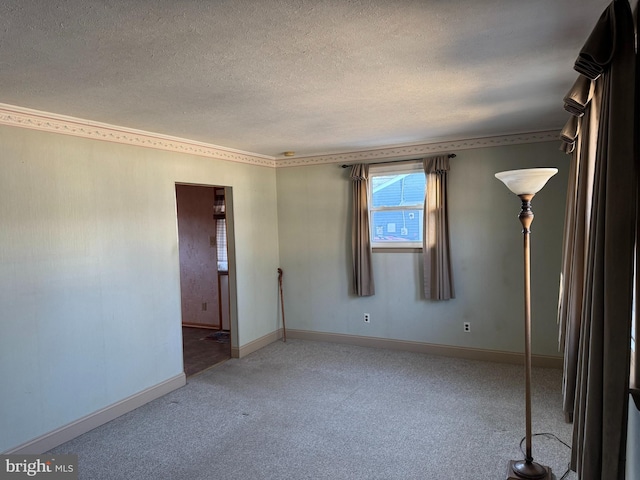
[495,168,558,480]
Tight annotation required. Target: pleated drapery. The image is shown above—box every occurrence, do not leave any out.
[350,164,375,296]
[557,1,637,479]
[422,155,455,300]
[558,71,597,423]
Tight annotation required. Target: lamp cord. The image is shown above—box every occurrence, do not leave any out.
[518,432,572,479]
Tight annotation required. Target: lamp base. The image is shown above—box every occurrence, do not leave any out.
[505,460,552,480]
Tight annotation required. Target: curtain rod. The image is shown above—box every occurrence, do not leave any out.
[340,153,456,168]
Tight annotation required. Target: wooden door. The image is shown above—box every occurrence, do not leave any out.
[175,184,220,328]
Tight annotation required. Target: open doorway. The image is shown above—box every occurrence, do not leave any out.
[175,183,232,376]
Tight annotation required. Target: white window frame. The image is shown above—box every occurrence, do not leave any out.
[368,162,425,250]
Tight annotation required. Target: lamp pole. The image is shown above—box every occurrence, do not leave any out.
[510,193,547,479]
[495,168,556,480]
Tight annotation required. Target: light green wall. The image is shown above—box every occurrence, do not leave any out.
[276,141,568,356]
[2,122,637,470]
[0,125,279,452]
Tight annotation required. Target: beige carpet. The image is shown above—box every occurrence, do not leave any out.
[50,339,574,479]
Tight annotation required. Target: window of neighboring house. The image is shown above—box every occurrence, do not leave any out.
[369,162,425,249]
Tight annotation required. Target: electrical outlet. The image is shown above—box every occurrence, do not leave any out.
[202,302,207,311]
[463,322,470,332]
[364,313,370,323]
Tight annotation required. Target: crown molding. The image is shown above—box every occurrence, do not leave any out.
[0,103,277,168]
[0,103,560,169]
[274,130,561,167]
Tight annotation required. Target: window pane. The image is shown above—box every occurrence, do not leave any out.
[371,209,423,243]
[216,218,228,270]
[371,173,425,208]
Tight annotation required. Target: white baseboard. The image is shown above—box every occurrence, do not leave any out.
[286,329,563,368]
[3,331,560,454]
[232,329,283,358]
[4,373,186,455]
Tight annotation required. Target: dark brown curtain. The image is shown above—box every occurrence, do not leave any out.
[350,164,375,296]
[558,1,637,478]
[422,155,454,300]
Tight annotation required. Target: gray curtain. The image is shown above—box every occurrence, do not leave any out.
[350,164,375,296]
[422,155,454,300]
[558,1,636,478]
[558,74,596,423]
[635,3,640,400]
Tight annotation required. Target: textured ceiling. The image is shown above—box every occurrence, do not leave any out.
[0,0,608,158]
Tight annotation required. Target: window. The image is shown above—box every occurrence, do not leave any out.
[214,189,228,272]
[369,162,425,249]
[216,218,227,269]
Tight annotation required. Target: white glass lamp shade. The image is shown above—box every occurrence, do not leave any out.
[495,168,558,195]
